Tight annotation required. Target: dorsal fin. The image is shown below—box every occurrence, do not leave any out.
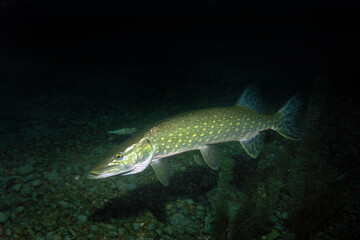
[236,84,262,113]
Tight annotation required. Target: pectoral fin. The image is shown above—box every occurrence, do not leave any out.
[150,158,170,186]
[193,151,205,166]
[199,145,221,170]
[240,132,265,158]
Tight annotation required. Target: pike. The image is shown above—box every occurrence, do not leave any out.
[87,85,302,186]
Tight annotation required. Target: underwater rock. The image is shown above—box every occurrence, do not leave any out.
[18,164,34,176]
[68,227,77,238]
[15,206,24,213]
[132,222,140,230]
[87,233,94,239]
[170,213,189,226]
[163,225,174,235]
[31,180,42,187]
[155,229,162,236]
[147,223,156,231]
[89,225,99,232]
[12,183,22,192]
[107,231,118,237]
[126,183,137,191]
[0,212,10,223]
[118,228,125,236]
[44,170,61,182]
[77,215,87,223]
[46,232,56,240]
[57,201,72,209]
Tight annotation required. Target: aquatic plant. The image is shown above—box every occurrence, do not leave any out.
[213,157,234,240]
[285,79,347,239]
[210,80,352,240]
[212,152,283,240]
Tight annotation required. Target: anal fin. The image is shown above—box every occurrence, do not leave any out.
[150,158,170,186]
[199,145,221,170]
[240,132,265,158]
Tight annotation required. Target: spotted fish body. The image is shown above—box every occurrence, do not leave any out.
[150,106,272,159]
[87,85,302,185]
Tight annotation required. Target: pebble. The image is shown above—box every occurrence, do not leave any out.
[77,215,87,223]
[45,170,61,182]
[108,231,118,237]
[118,228,125,235]
[90,225,99,232]
[87,234,94,239]
[15,206,24,213]
[196,205,205,211]
[57,201,72,209]
[0,212,9,223]
[68,227,77,237]
[46,232,55,240]
[155,229,162,236]
[12,183,22,192]
[31,180,42,187]
[163,226,174,235]
[5,229,12,236]
[126,183,137,191]
[170,213,188,226]
[18,164,34,176]
[147,223,156,231]
[132,222,140,230]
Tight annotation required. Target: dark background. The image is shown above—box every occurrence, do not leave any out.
[1,0,359,97]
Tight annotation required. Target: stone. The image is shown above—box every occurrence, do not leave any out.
[126,183,137,191]
[45,170,61,182]
[46,232,55,240]
[163,226,174,235]
[18,165,34,176]
[77,215,87,223]
[31,180,42,187]
[0,212,9,223]
[57,201,72,209]
[132,222,140,231]
[107,231,118,237]
[169,213,188,226]
[15,206,24,213]
[12,183,22,192]
[90,225,99,232]
[147,223,155,231]
[118,228,125,235]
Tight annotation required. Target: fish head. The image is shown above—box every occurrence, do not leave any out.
[87,137,156,179]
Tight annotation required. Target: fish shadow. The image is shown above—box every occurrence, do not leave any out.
[89,166,216,223]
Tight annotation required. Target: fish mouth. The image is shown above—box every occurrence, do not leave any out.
[86,167,134,179]
[86,172,107,179]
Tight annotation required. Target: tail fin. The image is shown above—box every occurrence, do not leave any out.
[275,94,303,140]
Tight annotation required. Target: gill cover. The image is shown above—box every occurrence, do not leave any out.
[122,137,157,175]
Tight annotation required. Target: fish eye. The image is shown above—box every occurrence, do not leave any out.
[115,152,124,161]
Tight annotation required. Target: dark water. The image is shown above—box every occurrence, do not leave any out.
[0,1,359,239]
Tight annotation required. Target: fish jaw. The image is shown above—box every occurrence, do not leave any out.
[87,164,134,179]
